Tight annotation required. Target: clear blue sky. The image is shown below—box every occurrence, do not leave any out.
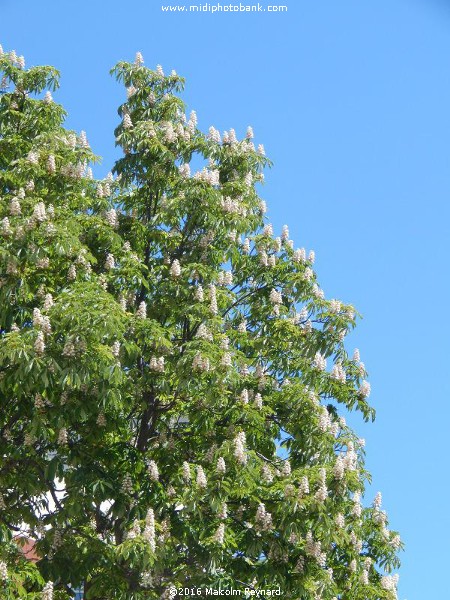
[1,1,449,597]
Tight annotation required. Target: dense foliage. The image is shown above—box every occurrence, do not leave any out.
[0,46,402,599]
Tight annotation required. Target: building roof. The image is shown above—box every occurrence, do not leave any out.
[14,536,40,563]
